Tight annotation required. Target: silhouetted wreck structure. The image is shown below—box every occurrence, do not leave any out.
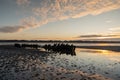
[14,43,39,49]
[43,44,76,55]
[14,43,76,55]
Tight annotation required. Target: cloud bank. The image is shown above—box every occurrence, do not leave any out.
[77,34,120,40]
[0,26,26,33]
[77,34,120,41]
[0,0,120,33]
[78,34,120,38]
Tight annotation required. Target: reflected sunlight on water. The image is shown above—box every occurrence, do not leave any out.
[97,43,109,46]
[43,48,120,80]
[76,48,120,56]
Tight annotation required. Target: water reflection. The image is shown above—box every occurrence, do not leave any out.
[78,49,106,53]
[97,43,109,46]
[77,48,120,56]
[42,48,120,80]
[78,45,120,52]
[78,48,118,55]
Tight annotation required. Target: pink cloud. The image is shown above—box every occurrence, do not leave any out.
[1,0,120,33]
[16,0,30,6]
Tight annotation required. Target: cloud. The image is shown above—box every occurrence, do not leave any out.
[108,27,120,36]
[29,0,120,30]
[109,27,120,31]
[76,33,120,41]
[0,26,26,33]
[33,0,120,19]
[16,0,30,6]
[21,17,40,28]
[77,34,120,39]
[31,0,120,30]
[1,0,120,33]
[79,35,103,38]
[0,17,48,33]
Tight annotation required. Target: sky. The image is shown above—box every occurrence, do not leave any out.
[0,0,120,40]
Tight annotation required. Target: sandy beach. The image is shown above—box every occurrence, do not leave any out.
[0,45,112,80]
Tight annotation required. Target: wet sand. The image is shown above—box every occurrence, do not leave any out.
[0,45,111,80]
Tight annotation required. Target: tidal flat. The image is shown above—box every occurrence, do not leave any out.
[0,45,114,80]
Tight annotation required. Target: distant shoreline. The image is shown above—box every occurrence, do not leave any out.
[0,44,120,52]
[0,40,120,43]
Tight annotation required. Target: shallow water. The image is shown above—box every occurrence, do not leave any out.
[0,42,120,80]
[41,48,120,80]
[0,44,120,80]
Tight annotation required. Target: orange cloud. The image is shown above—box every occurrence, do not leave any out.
[30,0,120,31]
[33,0,120,19]
[31,0,120,30]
